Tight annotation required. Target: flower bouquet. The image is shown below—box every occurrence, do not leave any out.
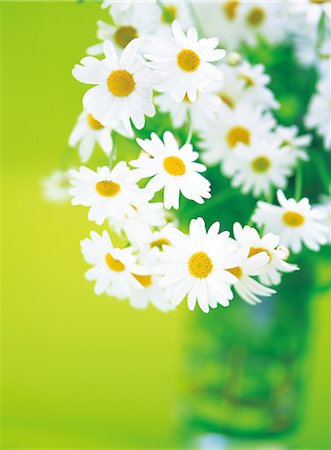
[43,0,331,444]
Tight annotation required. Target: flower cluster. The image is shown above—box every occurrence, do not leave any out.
[44,0,330,313]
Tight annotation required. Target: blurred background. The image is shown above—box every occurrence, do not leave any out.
[1,2,330,448]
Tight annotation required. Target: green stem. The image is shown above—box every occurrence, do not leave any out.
[265,187,274,203]
[188,188,240,218]
[295,164,303,201]
[109,132,117,170]
[311,151,330,193]
[156,0,173,23]
[188,1,206,37]
[185,111,193,144]
[316,11,329,57]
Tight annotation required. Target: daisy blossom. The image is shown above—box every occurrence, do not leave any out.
[154,89,222,131]
[42,169,72,203]
[287,0,331,26]
[233,60,279,109]
[81,230,148,298]
[101,0,133,19]
[157,1,193,31]
[145,20,225,102]
[239,2,288,47]
[129,250,173,312]
[109,195,166,247]
[194,1,245,50]
[130,131,211,209]
[139,222,177,255]
[210,60,278,111]
[211,63,244,111]
[87,2,160,56]
[157,217,245,313]
[226,249,276,305]
[200,104,275,167]
[223,139,295,197]
[253,190,330,253]
[69,110,132,163]
[101,1,157,23]
[72,39,156,133]
[233,222,298,287]
[305,75,331,150]
[274,125,311,165]
[70,162,146,225]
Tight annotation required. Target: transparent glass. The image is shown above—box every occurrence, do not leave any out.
[180,264,313,447]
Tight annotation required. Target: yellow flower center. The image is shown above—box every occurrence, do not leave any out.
[161,5,178,24]
[150,238,171,249]
[177,49,201,73]
[107,70,135,97]
[238,74,255,87]
[114,26,138,49]
[87,113,104,130]
[132,273,152,288]
[219,93,235,109]
[105,253,125,272]
[310,0,328,3]
[282,211,305,227]
[248,247,272,260]
[226,266,242,278]
[251,156,271,173]
[183,94,192,103]
[226,126,251,148]
[163,156,186,176]
[188,252,213,278]
[96,180,121,197]
[223,0,240,20]
[246,7,266,26]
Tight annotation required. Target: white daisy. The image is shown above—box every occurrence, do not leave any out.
[305,75,331,150]
[87,22,148,56]
[145,20,225,102]
[81,230,148,298]
[233,222,298,287]
[70,162,146,225]
[68,110,132,163]
[101,0,191,32]
[239,2,288,47]
[200,104,275,167]
[226,245,275,305]
[101,0,134,20]
[109,195,166,247]
[87,3,160,56]
[157,217,245,313]
[157,1,193,31]
[129,250,173,312]
[209,60,278,111]
[287,0,331,26]
[210,63,244,111]
[252,189,330,253]
[223,139,295,197]
[42,169,72,203]
[72,39,156,133]
[154,89,222,131]
[233,60,279,109]
[102,1,157,23]
[193,0,245,50]
[139,222,177,255]
[274,125,311,164]
[130,131,211,210]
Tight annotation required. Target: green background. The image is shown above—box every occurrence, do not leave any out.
[1,2,330,448]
